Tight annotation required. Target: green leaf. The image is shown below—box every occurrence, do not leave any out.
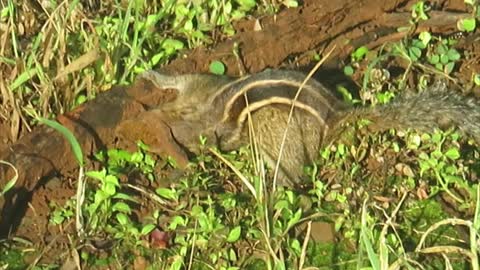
[274,200,289,211]
[145,14,160,29]
[428,54,440,64]
[411,1,428,21]
[445,148,460,160]
[360,216,380,270]
[437,44,447,54]
[226,226,242,242]
[290,239,302,254]
[231,10,246,20]
[457,17,476,32]
[51,213,65,225]
[336,85,353,103]
[116,213,129,226]
[352,46,369,61]
[338,144,346,155]
[376,91,395,104]
[150,52,165,66]
[224,2,233,14]
[209,60,226,75]
[183,20,193,31]
[191,205,203,216]
[235,0,256,11]
[228,249,238,263]
[286,209,302,229]
[170,258,182,270]
[419,152,430,160]
[343,65,354,76]
[444,62,455,74]
[156,188,177,200]
[447,49,460,61]
[197,213,210,230]
[443,174,462,184]
[105,175,119,186]
[38,117,84,166]
[113,193,138,203]
[412,39,426,49]
[75,94,87,106]
[1,7,9,19]
[286,190,295,204]
[440,54,449,64]
[112,202,132,214]
[174,4,189,17]
[409,47,422,61]
[130,151,143,163]
[432,149,443,159]
[407,134,421,150]
[419,31,432,46]
[169,216,186,230]
[109,149,132,162]
[474,73,480,86]
[284,0,298,8]
[161,38,184,55]
[9,69,37,92]
[86,169,106,180]
[128,227,139,236]
[104,182,117,195]
[141,224,156,235]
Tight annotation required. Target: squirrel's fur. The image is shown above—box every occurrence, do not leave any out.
[140,69,480,186]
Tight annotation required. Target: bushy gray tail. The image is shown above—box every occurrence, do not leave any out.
[328,85,480,143]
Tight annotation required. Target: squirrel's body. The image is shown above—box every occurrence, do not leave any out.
[140,69,480,186]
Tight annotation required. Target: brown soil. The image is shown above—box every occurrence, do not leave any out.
[1,0,479,265]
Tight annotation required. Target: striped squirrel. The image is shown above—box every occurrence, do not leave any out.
[139,69,480,186]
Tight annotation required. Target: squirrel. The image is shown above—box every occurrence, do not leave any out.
[138,69,480,187]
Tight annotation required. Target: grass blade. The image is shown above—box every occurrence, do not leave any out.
[38,117,84,166]
[0,160,18,196]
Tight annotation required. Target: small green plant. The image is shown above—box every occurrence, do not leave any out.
[83,167,155,244]
[406,36,428,62]
[343,46,370,76]
[396,31,461,74]
[49,200,75,225]
[411,1,430,22]
[415,130,476,206]
[459,0,479,32]
[405,31,431,62]
[0,242,28,270]
[93,142,156,181]
[209,60,226,75]
[457,17,477,32]
[426,39,461,74]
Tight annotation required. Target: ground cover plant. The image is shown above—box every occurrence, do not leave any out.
[1,0,480,269]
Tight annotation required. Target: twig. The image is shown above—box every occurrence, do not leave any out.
[298,221,312,270]
[273,46,336,189]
